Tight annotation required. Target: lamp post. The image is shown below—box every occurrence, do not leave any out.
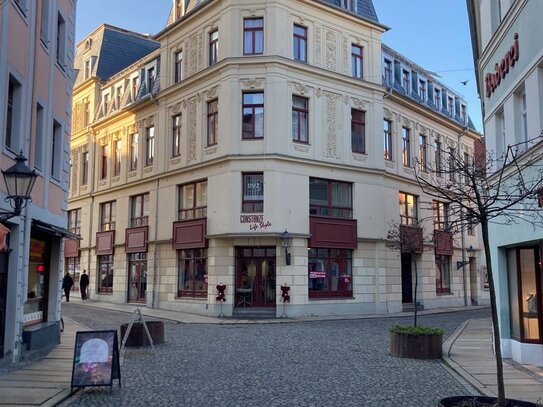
[280,229,292,266]
[0,152,38,222]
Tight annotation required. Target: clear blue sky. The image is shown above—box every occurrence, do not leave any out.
[75,0,482,132]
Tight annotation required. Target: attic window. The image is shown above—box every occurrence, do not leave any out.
[84,38,92,51]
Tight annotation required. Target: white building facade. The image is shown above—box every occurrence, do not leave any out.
[468,0,543,366]
[68,0,485,319]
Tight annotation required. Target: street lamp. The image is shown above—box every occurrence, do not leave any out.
[456,245,475,270]
[0,152,38,222]
[280,229,292,266]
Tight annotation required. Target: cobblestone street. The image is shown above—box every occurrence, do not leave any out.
[59,305,489,406]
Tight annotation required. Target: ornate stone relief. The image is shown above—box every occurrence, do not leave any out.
[383,108,393,121]
[181,100,186,109]
[205,86,218,100]
[315,26,322,66]
[171,102,182,114]
[343,36,348,74]
[353,154,367,164]
[293,144,310,153]
[189,34,199,75]
[205,146,218,156]
[316,88,322,98]
[188,97,197,163]
[351,97,368,110]
[291,82,309,96]
[323,92,341,159]
[343,95,349,105]
[146,116,155,127]
[325,30,337,71]
[241,78,263,89]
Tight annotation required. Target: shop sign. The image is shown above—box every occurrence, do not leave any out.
[30,239,46,262]
[239,214,272,230]
[309,271,326,279]
[485,33,519,98]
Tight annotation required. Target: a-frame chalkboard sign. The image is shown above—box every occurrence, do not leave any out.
[70,330,121,393]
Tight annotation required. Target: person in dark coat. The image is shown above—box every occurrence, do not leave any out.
[80,269,89,300]
[62,272,74,302]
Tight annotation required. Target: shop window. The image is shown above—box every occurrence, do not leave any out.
[242,92,264,139]
[435,255,451,294]
[177,249,208,298]
[508,247,542,343]
[178,180,207,220]
[130,193,149,227]
[100,201,116,231]
[128,253,147,302]
[383,59,392,86]
[25,239,48,325]
[309,178,353,219]
[65,257,80,292]
[242,173,263,213]
[98,254,114,293]
[308,248,352,298]
[399,192,417,225]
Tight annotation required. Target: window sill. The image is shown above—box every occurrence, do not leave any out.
[436,291,453,296]
[309,296,354,301]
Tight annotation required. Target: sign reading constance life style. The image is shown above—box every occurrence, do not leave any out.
[71,330,121,392]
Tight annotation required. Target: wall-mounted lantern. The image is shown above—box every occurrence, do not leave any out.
[0,152,38,222]
[280,229,292,266]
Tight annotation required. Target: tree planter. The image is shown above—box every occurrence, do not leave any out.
[439,396,537,407]
[389,331,443,359]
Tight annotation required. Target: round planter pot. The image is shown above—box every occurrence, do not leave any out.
[389,331,442,359]
[439,396,538,407]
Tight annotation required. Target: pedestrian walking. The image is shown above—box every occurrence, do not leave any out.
[80,269,89,300]
[62,272,74,302]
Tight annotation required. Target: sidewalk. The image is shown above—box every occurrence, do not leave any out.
[1,302,542,406]
[443,318,543,403]
[0,317,89,407]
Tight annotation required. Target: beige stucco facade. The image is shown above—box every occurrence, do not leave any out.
[69,0,487,319]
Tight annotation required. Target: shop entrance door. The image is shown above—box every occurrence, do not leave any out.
[127,253,147,303]
[401,253,413,303]
[0,252,8,357]
[235,247,276,308]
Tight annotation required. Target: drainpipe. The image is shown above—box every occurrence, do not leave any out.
[151,178,159,309]
[87,127,96,285]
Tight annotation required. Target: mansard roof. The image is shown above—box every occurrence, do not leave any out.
[319,0,379,23]
[74,25,160,86]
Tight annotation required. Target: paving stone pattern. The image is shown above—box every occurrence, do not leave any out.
[61,305,490,407]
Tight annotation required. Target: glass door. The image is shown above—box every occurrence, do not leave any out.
[127,253,147,303]
[235,247,276,308]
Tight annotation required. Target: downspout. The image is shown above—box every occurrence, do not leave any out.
[87,127,96,283]
[151,178,159,308]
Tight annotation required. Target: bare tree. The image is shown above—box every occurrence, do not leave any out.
[413,134,543,407]
[386,220,433,327]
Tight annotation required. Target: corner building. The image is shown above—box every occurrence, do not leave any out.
[68,0,486,318]
[468,0,543,366]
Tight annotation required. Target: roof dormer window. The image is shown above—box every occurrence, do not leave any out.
[343,0,356,12]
